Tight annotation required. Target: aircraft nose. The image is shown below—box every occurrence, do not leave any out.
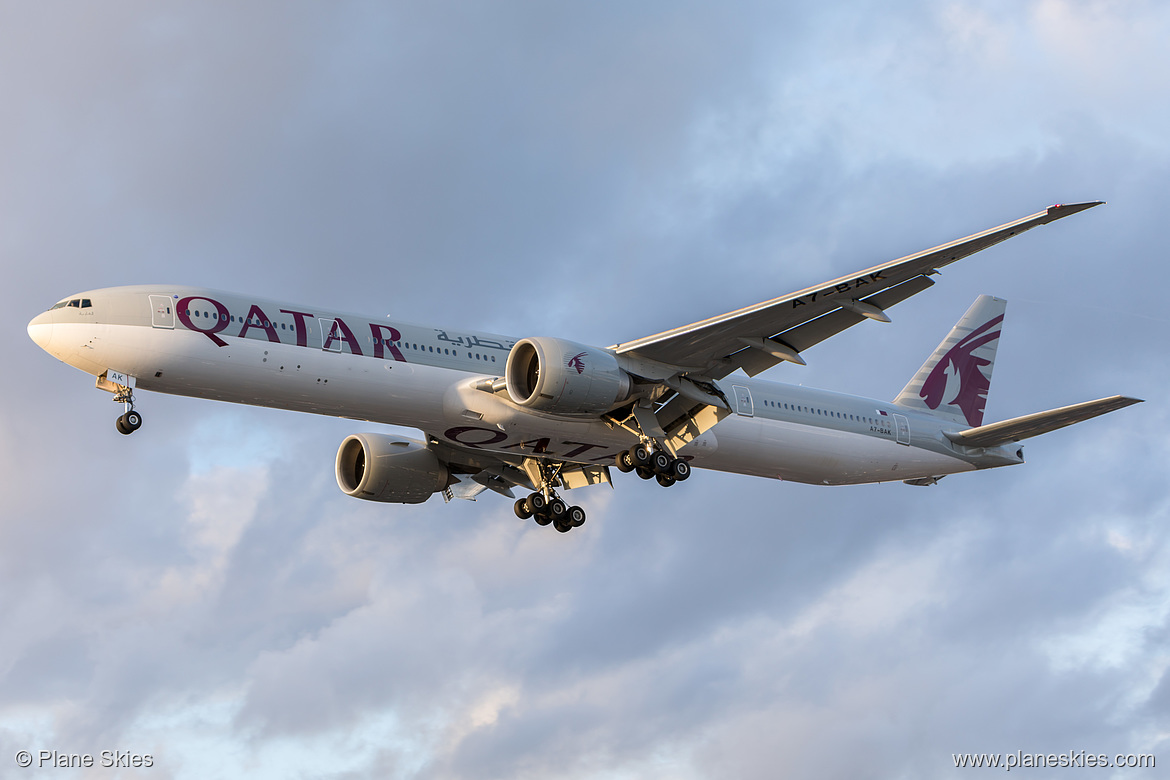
[27,311,54,351]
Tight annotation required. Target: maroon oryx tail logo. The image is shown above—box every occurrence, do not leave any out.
[567,352,587,374]
[920,315,1003,427]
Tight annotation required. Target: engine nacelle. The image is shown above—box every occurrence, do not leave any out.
[335,434,450,504]
[505,337,632,416]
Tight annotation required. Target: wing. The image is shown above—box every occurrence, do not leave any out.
[423,434,612,502]
[613,202,1103,380]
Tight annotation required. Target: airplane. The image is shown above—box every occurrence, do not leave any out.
[27,201,1141,533]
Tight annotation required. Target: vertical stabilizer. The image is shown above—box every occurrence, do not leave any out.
[894,295,1006,427]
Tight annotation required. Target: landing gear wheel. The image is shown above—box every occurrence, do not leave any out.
[656,473,676,488]
[533,510,552,526]
[567,505,586,527]
[514,498,533,519]
[116,411,141,435]
[553,518,573,533]
[628,444,650,468]
[615,451,635,473]
[528,492,547,513]
[548,498,568,520]
[650,451,672,474]
[636,466,655,480]
[670,458,691,481]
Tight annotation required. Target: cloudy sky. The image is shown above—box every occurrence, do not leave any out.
[3,1,1168,777]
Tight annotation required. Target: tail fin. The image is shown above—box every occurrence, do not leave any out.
[894,295,1006,427]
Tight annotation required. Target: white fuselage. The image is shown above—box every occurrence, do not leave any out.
[28,285,1024,489]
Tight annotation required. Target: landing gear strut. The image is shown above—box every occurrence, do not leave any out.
[514,460,586,533]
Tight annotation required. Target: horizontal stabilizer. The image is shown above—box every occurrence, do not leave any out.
[944,395,1143,448]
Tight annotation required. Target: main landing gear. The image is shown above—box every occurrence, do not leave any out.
[613,443,690,488]
[512,460,586,533]
[114,388,142,435]
[513,493,586,533]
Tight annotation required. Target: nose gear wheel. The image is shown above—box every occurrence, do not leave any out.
[113,387,143,435]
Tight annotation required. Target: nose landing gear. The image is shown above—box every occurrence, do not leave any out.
[113,387,142,435]
[97,371,143,435]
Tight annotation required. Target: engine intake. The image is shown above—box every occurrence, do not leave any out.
[335,434,450,504]
[505,337,631,416]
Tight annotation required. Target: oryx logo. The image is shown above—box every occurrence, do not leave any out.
[920,315,1003,427]
[567,352,587,374]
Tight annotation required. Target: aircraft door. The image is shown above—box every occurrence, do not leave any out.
[319,318,342,352]
[893,413,911,445]
[149,295,175,328]
[732,385,754,417]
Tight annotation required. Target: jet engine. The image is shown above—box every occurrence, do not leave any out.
[505,337,632,416]
[335,434,450,504]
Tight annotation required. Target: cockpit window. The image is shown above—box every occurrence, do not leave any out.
[47,298,91,311]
